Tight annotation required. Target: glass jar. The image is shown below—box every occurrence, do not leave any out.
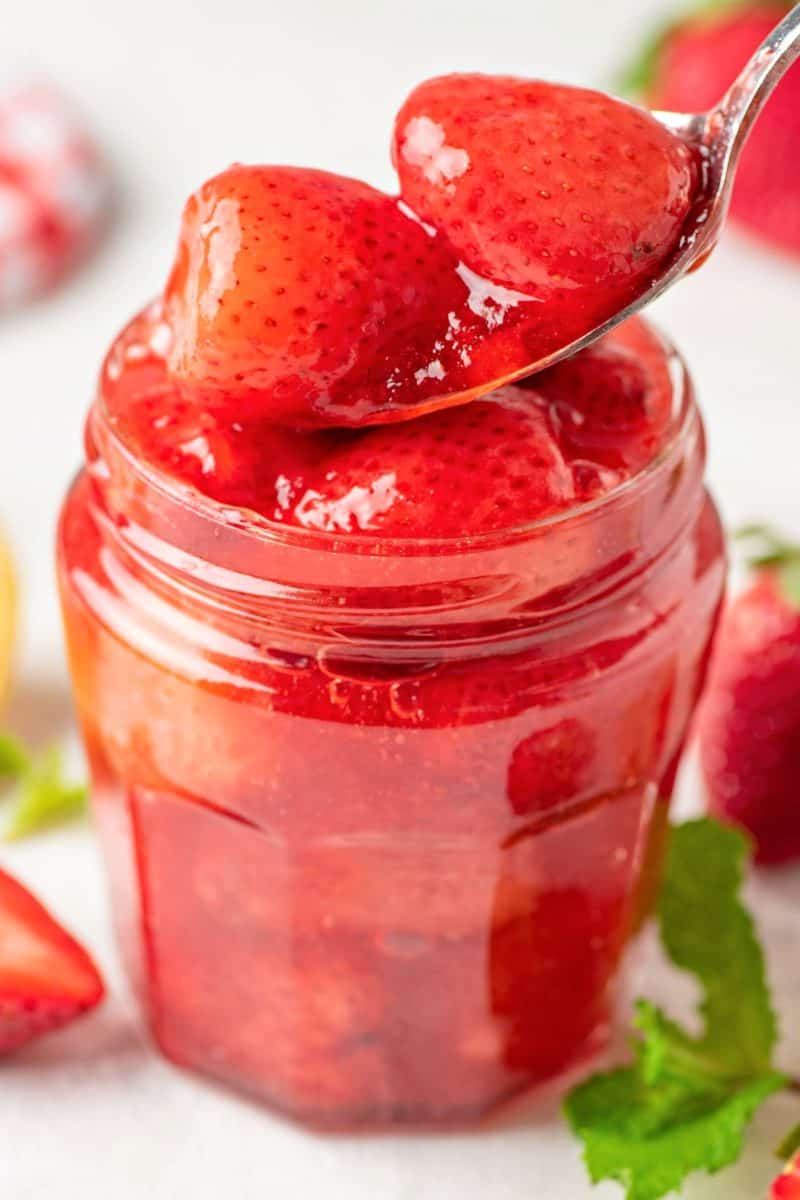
[58,326,724,1129]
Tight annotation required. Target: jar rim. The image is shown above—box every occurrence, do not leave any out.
[93,321,697,560]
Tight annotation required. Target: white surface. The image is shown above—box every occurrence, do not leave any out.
[1,1,799,1196]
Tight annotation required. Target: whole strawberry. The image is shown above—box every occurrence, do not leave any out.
[699,528,800,864]
[623,1,800,256]
[771,1144,800,1198]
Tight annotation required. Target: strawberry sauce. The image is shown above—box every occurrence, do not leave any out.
[58,310,724,1125]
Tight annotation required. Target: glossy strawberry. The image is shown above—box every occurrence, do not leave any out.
[699,531,800,864]
[165,78,698,430]
[275,385,577,537]
[0,866,104,1051]
[625,2,799,255]
[165,165,482,428]
[531,317,676,477]
[393,75,698,351]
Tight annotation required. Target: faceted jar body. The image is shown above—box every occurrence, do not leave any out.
[58,345,724,1128]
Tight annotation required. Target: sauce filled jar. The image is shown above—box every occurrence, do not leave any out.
[58,309,724,1128]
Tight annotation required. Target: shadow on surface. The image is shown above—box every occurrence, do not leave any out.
[4,997,149,1080]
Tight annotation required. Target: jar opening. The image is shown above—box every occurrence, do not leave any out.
[92,323,697,561]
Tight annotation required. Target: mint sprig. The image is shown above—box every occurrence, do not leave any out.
[565,819,788,1200]
[0,732,88,839]
[0,731,28,778]
[778,1123,800,1163]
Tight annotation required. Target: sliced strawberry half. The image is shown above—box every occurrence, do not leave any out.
[0,866,104,1052]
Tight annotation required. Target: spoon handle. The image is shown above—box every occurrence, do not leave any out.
[714,2,800,161]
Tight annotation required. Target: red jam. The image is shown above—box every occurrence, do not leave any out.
[101,303,675,531]
[58,306,724,1126]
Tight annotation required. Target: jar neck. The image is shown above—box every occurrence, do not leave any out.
[84,364,707,645]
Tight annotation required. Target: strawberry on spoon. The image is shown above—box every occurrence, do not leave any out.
[164,166,479,429]
[393,75,697,337]
[0,865,104,1052]
[164,82,698,429]
[164,10,799,430]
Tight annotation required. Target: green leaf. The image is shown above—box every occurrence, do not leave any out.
[4,746,88,840]
[734,524,800,608]
[565,818,786,1200]
[661,820,778,1076]
[616,21,675,98]
[567,1067,783,1200]
[778,558,800,608]
[0,731,29,780]
[778,1123,800,1162]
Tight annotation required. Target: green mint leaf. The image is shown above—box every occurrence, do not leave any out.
[734,524,800,605]
[661,819,778,1076]
[0,731,29,780]
[565,818,786,1200]
[694,0,790,14]
[778,1123,800,1162]
[778,558,800,608]
[567,1067,783,1200]
[4,745,88,840]
[616,21,675,97]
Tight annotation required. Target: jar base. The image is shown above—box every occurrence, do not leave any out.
[149,1016,614,1133]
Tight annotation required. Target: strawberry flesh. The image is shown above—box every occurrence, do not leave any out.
[530,314,675,477]
[164,78,698,429]
[506,719,595,818]
[0,866,104,1052]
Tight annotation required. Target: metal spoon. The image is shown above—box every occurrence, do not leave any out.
[537,1,800,371]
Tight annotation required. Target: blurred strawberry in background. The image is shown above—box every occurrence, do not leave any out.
[770,1133,800,1198]
[0,529,14,708]
[621,1,800,256]
[699,528,800,865]
[0,81,108,307]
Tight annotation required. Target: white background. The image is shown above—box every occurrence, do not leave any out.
[1,0,799,1196]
